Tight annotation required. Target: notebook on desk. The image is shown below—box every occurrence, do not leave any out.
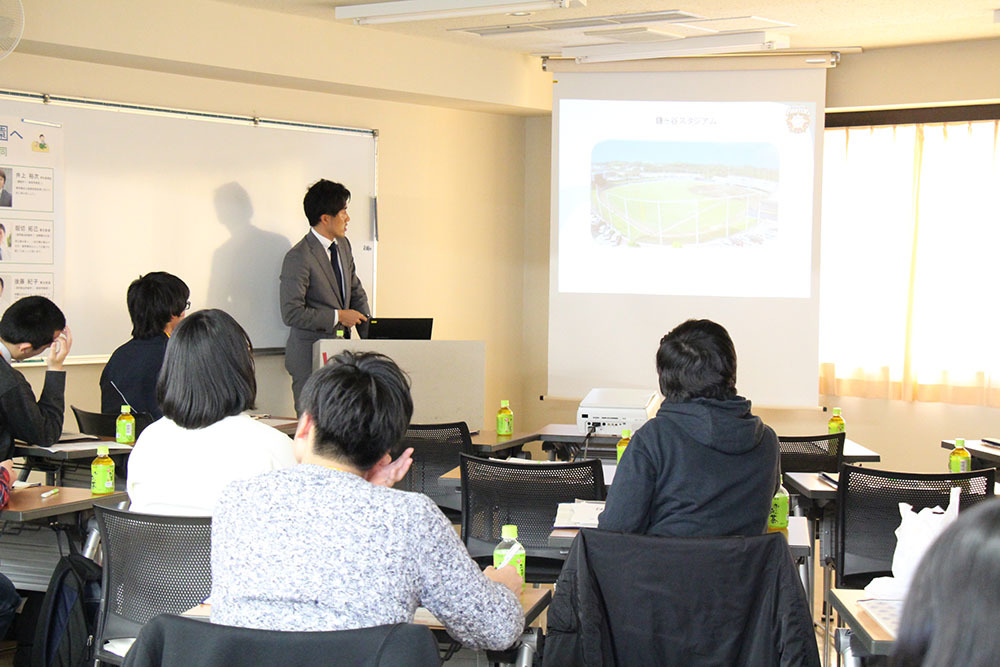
[364,318,432,340]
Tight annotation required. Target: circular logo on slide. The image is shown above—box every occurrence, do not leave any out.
[786,107,811,134]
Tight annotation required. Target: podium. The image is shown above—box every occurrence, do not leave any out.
[313,339,485,429]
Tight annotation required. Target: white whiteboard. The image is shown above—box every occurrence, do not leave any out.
[0,92,377,355]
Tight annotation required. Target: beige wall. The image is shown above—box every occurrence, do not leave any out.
[1,41,533,432]
[4,9,998,474]
[828,38,1000,110]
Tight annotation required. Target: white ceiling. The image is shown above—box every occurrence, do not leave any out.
[215,0,1000,55]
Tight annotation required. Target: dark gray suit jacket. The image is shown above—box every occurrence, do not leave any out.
[279,232,369,405]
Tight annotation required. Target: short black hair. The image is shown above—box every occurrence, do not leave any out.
[157,309,256,429]
[300,351,413,470]
[126,272,190,339]
[893,499,1000,667]
[0,169,5,184]
[656,319,737,402]
[303,179,350,226]
[0,296,66,350]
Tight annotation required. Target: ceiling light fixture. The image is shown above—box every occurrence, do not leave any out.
[562,31,790,63]
[336,0,585,25]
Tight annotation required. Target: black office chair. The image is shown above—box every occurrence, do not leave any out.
[460,454,604,584]
[544,529,820,666]
[72,405,155,439]
[397,422,474,522]
[778,432,845,474]
[121,614,441,667]
[835,463,996,589]
[93,505,213,666]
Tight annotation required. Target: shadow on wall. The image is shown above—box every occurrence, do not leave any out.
[207,182,291,338]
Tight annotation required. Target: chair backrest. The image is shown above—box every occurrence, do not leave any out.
[460,454,604,556]
[398,422,473,511]
[72,405,155,439]
[93,505,212,647]
[543,529,820,666]
[121,614,441,667]
[778,432,845,474]
[835,463,996,588]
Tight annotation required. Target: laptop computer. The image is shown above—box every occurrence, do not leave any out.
[365,318,433,340]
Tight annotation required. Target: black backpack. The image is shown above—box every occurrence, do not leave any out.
[29,553,103,667]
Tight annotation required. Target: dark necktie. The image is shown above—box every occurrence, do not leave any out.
[329,241,346,305]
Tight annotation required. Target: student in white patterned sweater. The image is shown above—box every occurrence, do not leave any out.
[210,351,524,650]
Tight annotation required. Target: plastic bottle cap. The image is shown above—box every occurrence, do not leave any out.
[501,524,518,539]
[832,408,841,416]
[500,400,509,408]
[956,438,965,447]
[622,429,631,438]
[97,446,110,456]
[120,405,131,414]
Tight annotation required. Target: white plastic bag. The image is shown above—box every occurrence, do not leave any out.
[863,485,961,599]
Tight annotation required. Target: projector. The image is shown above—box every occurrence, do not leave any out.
[576,388,661,435]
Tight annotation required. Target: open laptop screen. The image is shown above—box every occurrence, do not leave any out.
[365,318,433,340]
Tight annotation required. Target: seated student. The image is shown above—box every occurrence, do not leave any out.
[210,351,524,650]
[0,296,72,460]
[894,499,1000,667]
[126,309,294,515]
[100,272,189,419]
[0,459,22,638]
[598,319,779,537]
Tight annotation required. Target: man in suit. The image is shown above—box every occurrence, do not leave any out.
[280,179,369,411]
[0,170,11,208]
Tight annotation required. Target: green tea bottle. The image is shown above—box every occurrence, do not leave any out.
[496,400,513,436]
[828,407,845,434]
[616,429,632,463]
[91,446,115,495]
[949,438,971,473]
[493,524,525,590]
[116,405,136,445]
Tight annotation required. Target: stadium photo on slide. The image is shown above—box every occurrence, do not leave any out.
[590,140,779,248]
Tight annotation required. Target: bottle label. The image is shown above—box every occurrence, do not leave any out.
[497,413,512,436]
[949,455,970,473]
[616,443,628,463]
[768,493,790,529]
[91,462,115,495]
[493,546,526,588]
[116,418,135,444]
[828,420,845,434]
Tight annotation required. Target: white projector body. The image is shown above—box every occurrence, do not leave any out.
[576,388,661,435]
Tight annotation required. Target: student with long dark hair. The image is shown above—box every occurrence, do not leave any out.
[893,499,1000,667]
[126,309,295,515]
[598,319,779,536]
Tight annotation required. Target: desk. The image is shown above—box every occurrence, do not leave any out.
[469,429,543,456]
[828,588,896,661]
[17,438,131,486]
[540,424,881,464]
[0,486,127,591]
[941,438,1000,469]
[439,461,617,489]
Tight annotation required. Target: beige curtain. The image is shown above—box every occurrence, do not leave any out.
[820,119,1000,406]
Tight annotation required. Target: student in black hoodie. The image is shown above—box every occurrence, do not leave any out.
[598,319,779,537]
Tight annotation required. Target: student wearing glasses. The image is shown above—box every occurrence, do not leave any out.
[210,351,524,649]
[126,309,295,515]
[100,272,190,419]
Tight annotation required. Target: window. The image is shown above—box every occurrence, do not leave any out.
[820,118,1000,405]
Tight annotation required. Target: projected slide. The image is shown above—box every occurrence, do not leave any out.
[559,100,815,298]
